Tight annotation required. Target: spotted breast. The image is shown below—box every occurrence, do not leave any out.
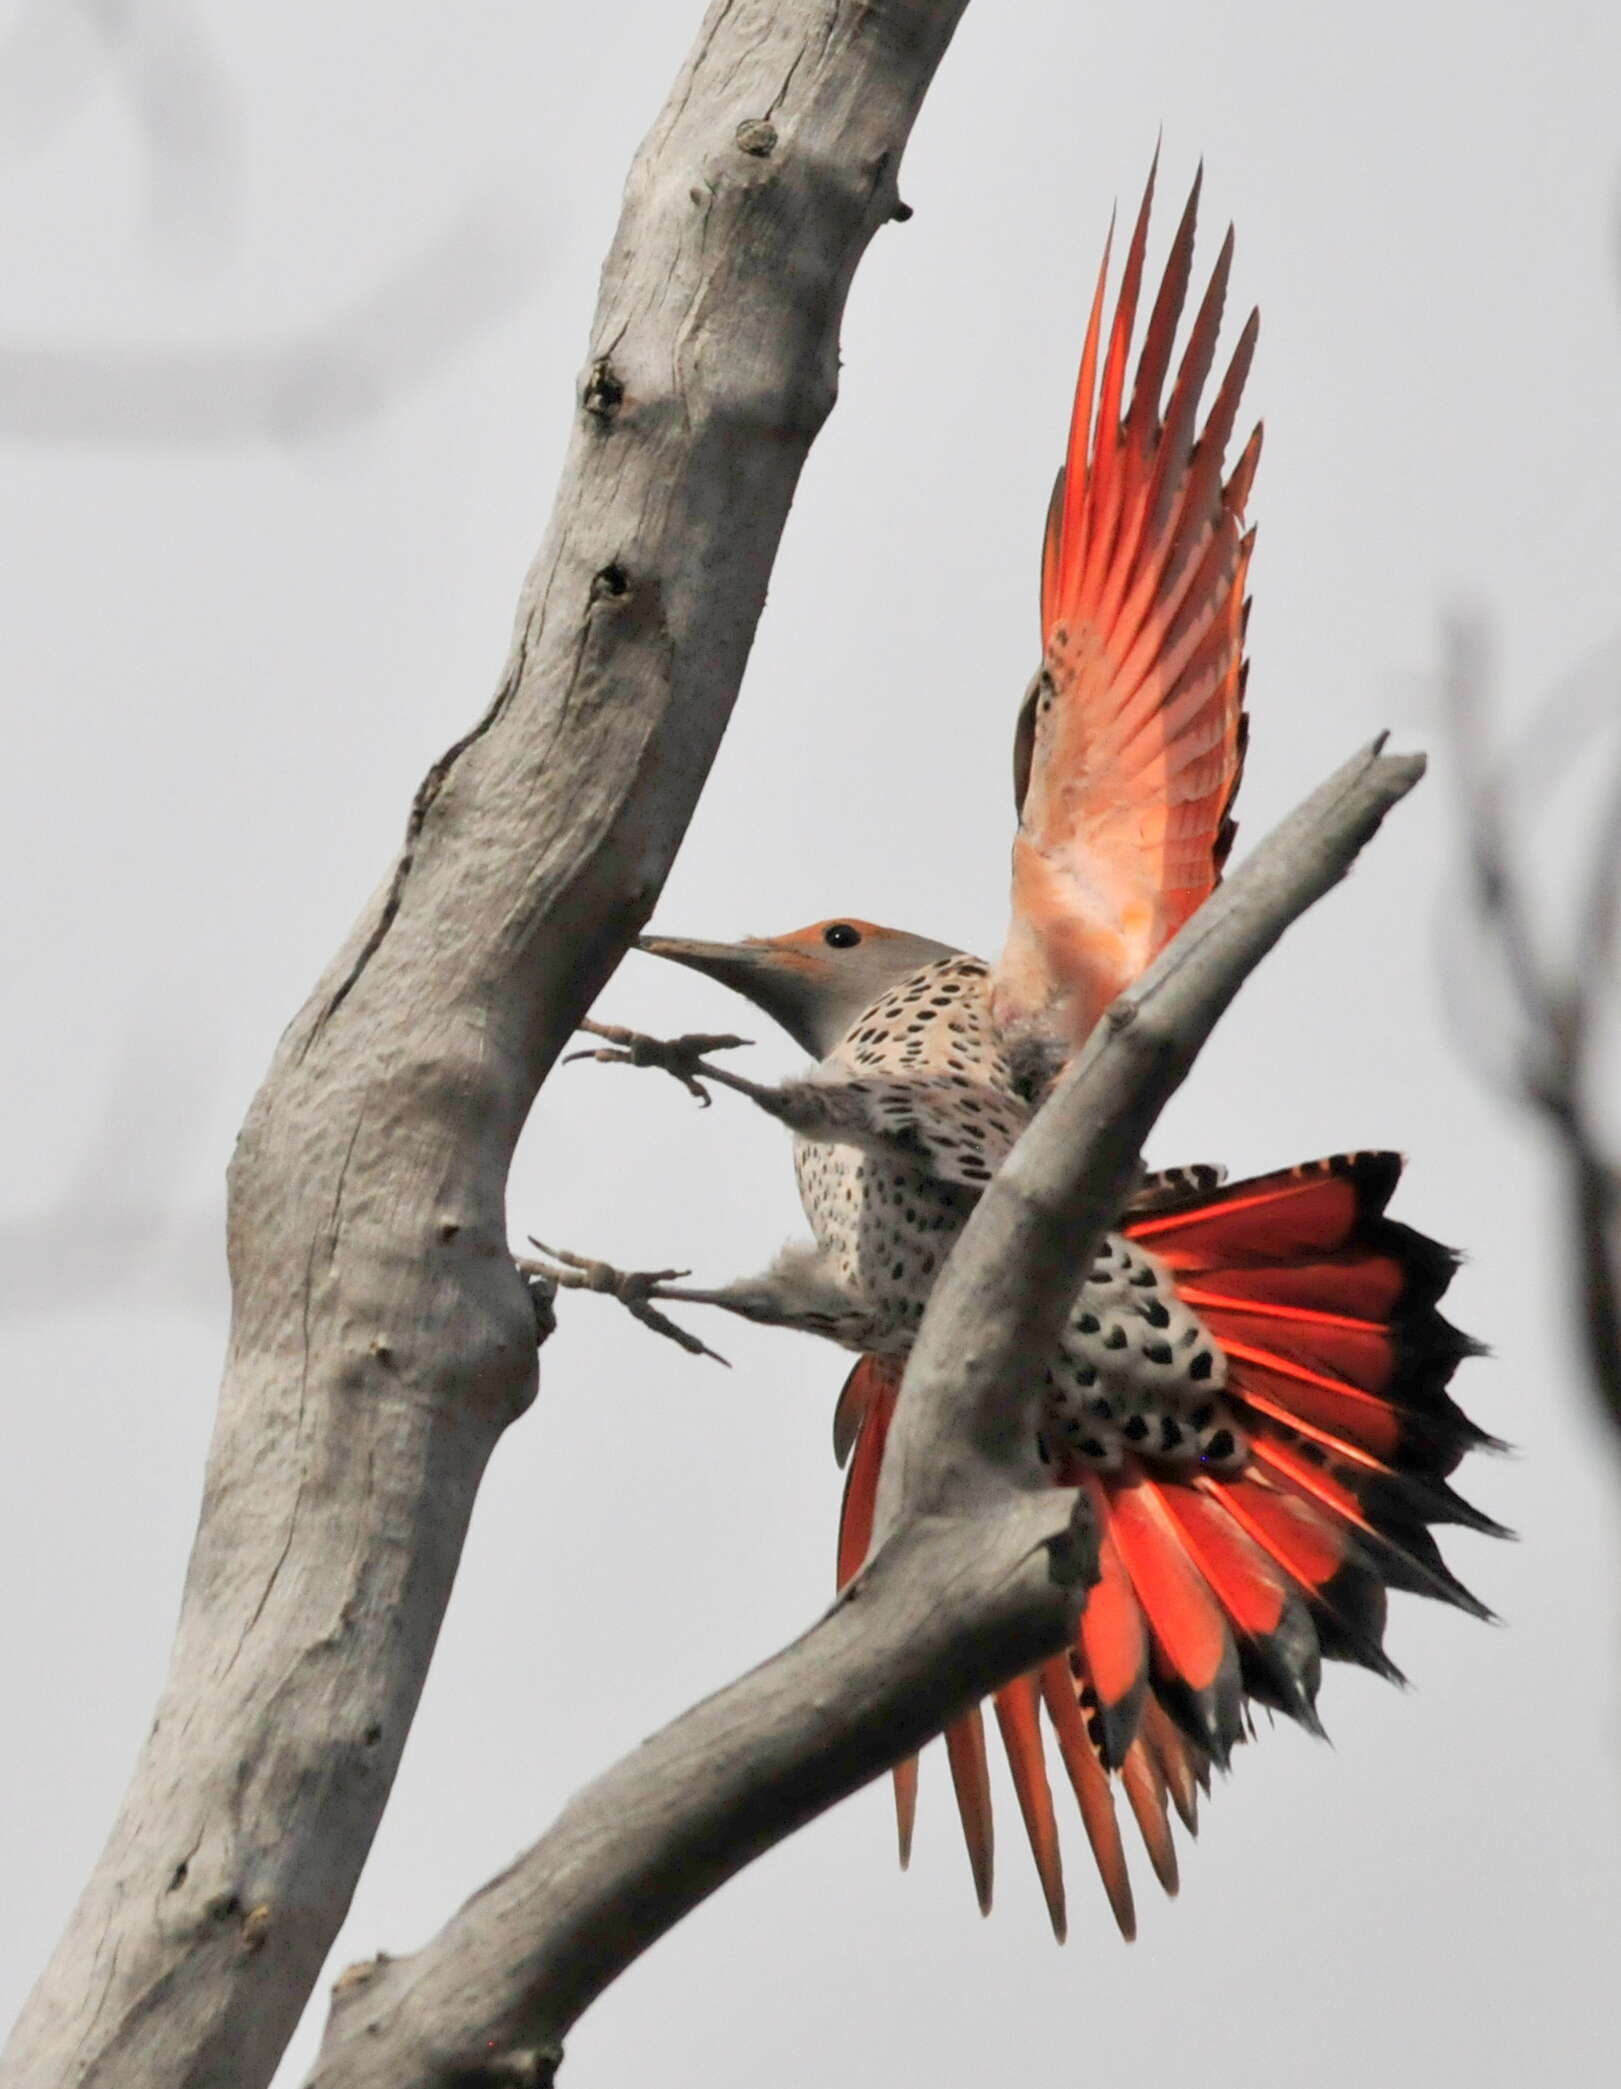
[791,954,1247,1474]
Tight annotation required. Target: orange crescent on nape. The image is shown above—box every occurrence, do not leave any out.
[995,155,1260,1054]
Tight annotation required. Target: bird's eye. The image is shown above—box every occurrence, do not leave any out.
[823,922,862,949]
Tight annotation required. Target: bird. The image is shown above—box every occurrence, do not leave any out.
[533,161,1502,1944]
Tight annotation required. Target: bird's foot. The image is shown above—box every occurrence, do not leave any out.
[519,1241,730,1365]
[563,1019,752,1106]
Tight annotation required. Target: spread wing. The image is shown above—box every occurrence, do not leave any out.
[834,1156,1499,1939]
[992,159,1261,1054]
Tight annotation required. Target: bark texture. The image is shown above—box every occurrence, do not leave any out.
[302,742,1424,2089]
[0,7,971,2085]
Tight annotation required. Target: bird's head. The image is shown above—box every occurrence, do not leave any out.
[637,918,962,1058]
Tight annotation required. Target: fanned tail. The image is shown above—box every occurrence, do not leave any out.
[833,1155,1498,1938]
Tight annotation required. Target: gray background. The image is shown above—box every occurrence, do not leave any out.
[3,4,1619,2083]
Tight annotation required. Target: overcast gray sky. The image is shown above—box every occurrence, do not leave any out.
[4,4,1620,2084]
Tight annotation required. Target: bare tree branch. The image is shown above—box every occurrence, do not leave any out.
[302,740,1424,2089]
[0,7,972,2085]
[1444,623,1621,1446]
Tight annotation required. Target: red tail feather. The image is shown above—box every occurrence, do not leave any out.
[993,1675,1067,1940]
[1038,1657,1136,1939]
[831,1152,1497,1935]
[944,1708,996,1916]
[1120,1734,1180,1895]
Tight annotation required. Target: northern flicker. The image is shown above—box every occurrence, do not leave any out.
[534,164,1499,1943]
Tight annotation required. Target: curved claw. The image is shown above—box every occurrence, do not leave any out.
[519,1241,731,1366]
[564,1019,753,1105]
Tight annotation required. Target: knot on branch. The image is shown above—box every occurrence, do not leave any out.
[331,1951,392,2000]
[734,118,777,157]
[581,358,624,420]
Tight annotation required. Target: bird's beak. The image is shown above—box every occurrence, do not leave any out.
[636,933,828,1057]
[636,934,778,993]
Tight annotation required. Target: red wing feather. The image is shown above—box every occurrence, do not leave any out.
[834,1356,901,1589]
[1075,1473,1150,1766]
[833,1350,896,1472]
[994,159,1259,1051]
[1105,1471,1245,1763]
[830,1157,1496,1938]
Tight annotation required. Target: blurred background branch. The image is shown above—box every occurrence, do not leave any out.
[1,0,234,232]
[0,1,544,446]
[1444,618,1621,1449]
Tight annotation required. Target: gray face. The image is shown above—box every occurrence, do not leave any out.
[637,920,967,1058]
